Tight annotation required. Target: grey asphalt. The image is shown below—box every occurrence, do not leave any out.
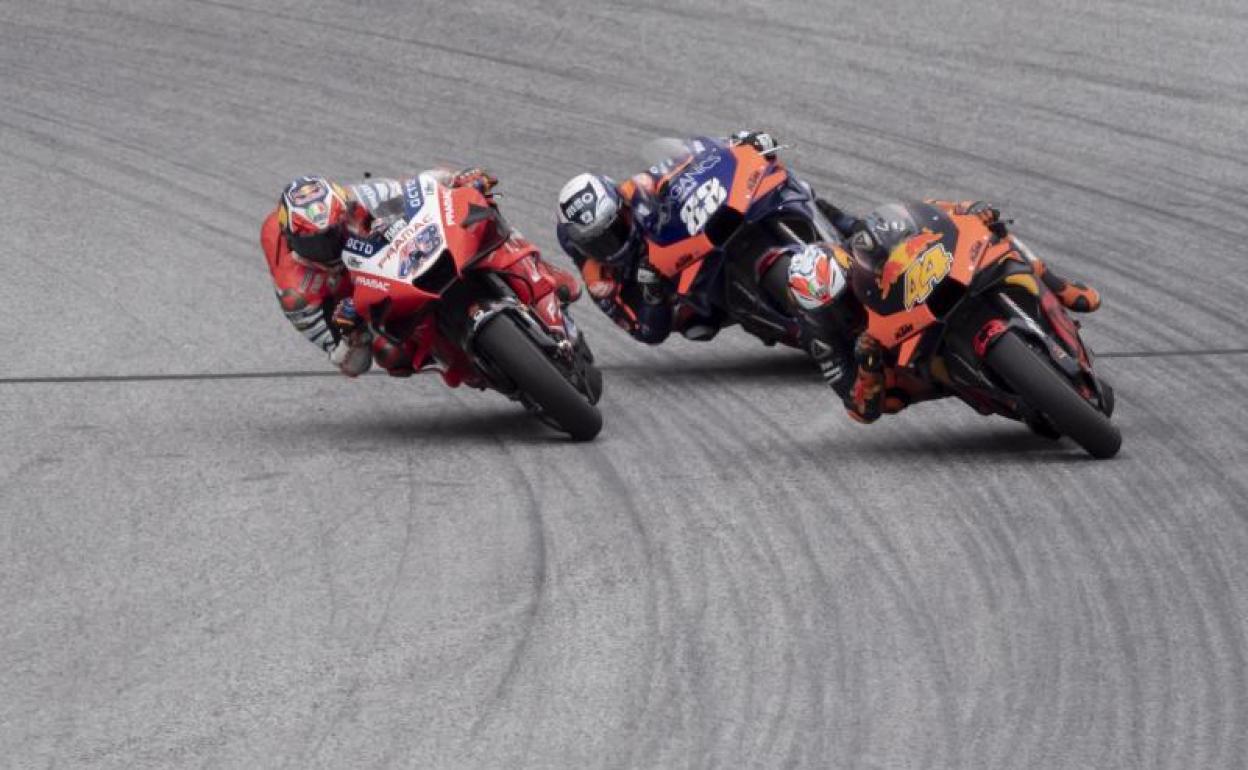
[2,0,1247,767]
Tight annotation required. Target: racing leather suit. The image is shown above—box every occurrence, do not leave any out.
[262,171,580,382]
[841,199,1103,423]
[557,133,859,346]
[557,170,674,344]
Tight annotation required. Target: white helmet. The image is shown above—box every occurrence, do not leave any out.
[557,173,639,266]
[788,243,849,311]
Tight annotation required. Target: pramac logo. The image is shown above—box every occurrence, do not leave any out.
[441,190,456,226]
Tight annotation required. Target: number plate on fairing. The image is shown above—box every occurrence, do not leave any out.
[345,173,448,284]
[652,139,738,246]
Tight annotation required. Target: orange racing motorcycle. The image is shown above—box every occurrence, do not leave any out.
[848,202,1121,458]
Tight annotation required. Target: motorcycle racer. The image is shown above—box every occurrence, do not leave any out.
[556,131,862,346]
[839,199,1103,423]
[261,171,581,381]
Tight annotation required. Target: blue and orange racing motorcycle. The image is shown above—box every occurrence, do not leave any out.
[639,136,857,349]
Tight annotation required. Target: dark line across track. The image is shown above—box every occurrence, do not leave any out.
[1,348,1244,386]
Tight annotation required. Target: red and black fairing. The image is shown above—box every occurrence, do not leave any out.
[344,178,591,394]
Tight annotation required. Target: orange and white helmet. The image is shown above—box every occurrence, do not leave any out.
[278,176,351,266]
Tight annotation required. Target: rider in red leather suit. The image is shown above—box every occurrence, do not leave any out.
[260,170,581,384]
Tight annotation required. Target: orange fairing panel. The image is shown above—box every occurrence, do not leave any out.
[976,238,1016,271]
[868,304,936,348]
[946,213,1022,279]
[727,148,768,212]
[753,169,787,202]
[677,262,704,294]
[647,232,713,280]
[898,335,923,367]
[950,234,978,286]
[947,215,989,285]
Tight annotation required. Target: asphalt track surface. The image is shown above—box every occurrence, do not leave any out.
[3,1,1248,767]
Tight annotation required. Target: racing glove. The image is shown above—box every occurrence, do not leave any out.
[451,167,498,195]
[578,260,633,330]
[331,297,364,335]
[815,199,864,240]
[580,258,621,302]
[731,130,779,154]
[846,333,885,423]
[327,299,373,376]
[955,200,1011,238]
[636,261,666,306]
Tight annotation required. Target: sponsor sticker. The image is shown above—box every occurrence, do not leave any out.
[355,275,389,292]
[287,180,327,206]
[404,178,424,211]
[562,181,599,225]
[441,190,456,226]
[355,183,381,209]
[345,236,375,256]
[383,218,407,242]
[665,150,723,202]
[414,222,442,254]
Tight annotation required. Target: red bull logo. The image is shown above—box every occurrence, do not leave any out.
[880,231,941,298]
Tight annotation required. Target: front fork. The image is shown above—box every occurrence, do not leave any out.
[972,289,1113,416]
[466,276,601,405]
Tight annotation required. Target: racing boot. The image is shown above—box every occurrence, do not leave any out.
[956,200,1101,313]
[1035,261,1101,313]
[681,319,722,342]
[846,334,885,424]
[673,304,724,342]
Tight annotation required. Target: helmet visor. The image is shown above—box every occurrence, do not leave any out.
[849,230,887,273]
[286,230,345,266]
[575,213,635,265]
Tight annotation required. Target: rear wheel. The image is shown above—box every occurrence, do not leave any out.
[474,313,603,441]
[985,330,1121,458]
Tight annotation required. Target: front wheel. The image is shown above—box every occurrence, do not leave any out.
[474,313,603,441]
[985,330,1121,458]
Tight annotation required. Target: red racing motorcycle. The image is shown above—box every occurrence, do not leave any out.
[342,173,603,440]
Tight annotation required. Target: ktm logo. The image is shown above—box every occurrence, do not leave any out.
[903,244,953,309]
